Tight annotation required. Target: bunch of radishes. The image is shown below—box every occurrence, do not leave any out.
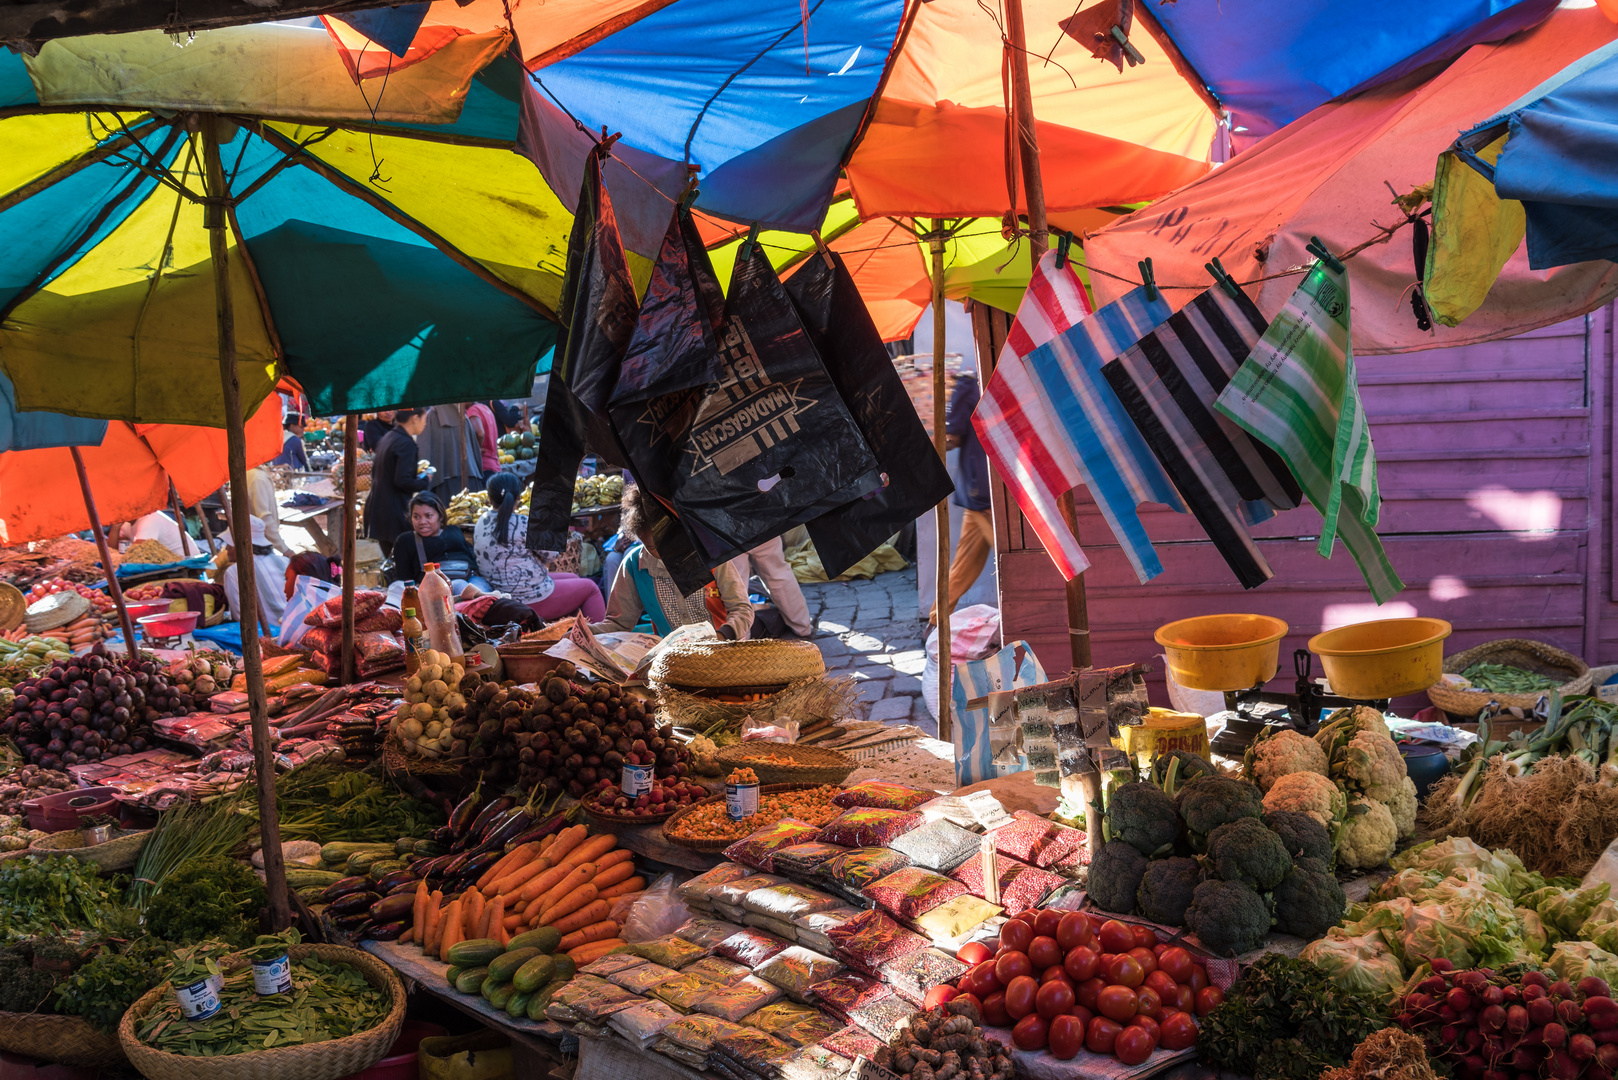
[1398,960,1618,1080]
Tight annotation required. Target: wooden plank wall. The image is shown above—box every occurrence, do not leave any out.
[990,307,1613,699]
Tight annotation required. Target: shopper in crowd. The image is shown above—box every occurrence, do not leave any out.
[417,403,481,502]
[243,463,295,557]
[361,410,395,450]
[475,472,604,620]
[118,510,189,557]
[731,536,815,638]
[283,550,338,601]
[931,372,992,625]
[390,492,485,593]
[363,407,430,550]
[273,411,309,470]
[219,516,289,628]
[593,484,753,640]
[466,400,501,474]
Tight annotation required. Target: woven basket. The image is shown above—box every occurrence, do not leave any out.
[26,590,89,632]
[657,675,859,734]
[663,783,831,852]
[715,742,856,787]
[0,1011,127,1068]
[380,730,460,777]
[581,789,680,833]
[118,943,405,1080]
[29,827,150,871]
[648,638,825,690]
[1428,638,1592,715]
[0,583,25,632]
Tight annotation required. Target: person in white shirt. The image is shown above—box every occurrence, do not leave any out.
[219,516,290,628]
[120,511,191,557]
[243,465,295,557]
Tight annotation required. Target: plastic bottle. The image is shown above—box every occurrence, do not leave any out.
[400,592,427,675]
[418,563,464,661]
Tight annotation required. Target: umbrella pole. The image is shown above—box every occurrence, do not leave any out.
[69,448,138,657]
[929,219,952,745]
[200,488,220,554]
[201,113,290,933]
[168,482,194,558]
[341,414,357,685]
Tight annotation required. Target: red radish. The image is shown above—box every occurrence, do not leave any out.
[1583,977,1614,1000]
[1459,971,1489,995]
[1432,958,1455,972]
[1598,1043,1618,1071]
[1529,998,1558,1027]
[1448,988,1474,1012]
[1482,985,1504,1007]
[1551,981,1576,1000]
[1588,996,1618,1030]
[1507,1005,1530,1034]
[1511,1046,1546,1072]
[1547,1048,1582,1080]
[1462,1028,1484,1053]
[1480,1005,1506,1032]
[1544,1023,1568,1050]
[1523,972,1550,989]
[1417,976,1448,996]
[1560,999,1584,1027]
[1524,984,1548,1001]
[1573,1034,1599,1062]
[1598,1030,1618,1045]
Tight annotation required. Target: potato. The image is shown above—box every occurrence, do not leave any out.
[425,679,448,701]
[421,664,443,684]
[406,675,423,695]
[424,720,443,739]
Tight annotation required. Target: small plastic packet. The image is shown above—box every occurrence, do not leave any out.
[825,908,929,976]
[832,780,933,811]
[889,819,982,873]
[744,882,844,921]
[554,976,644,1022]
[676,917,747,949]
[815,808,923,848]
[819,1025,883,1062]
[792,906,863,955]
[661,1014,752,1056]
[908,894,1002,947]
[609,999,685,1048]
[861,867,967,921]
[697,974,784,1022]
[712,874,790,922]
[780,1011,846,1050]
[847,993,917,1041]
[579,953,654,977]
[991,811,1088,869]
[715,927,792,967]
[654,1037,710,1069]
[714,1028,797,1075]
[742,1000,825,1041]
[630,933,711,969]
[725,820,825,873]
[755,945,846,1003]
[771,843,850,879]
[807,972,889,1019]
[684,955,754,986]
[948,852,1063,916]
[609,961,680,995]
[678,862,757,912]
[877,948,968,1006]
[655,971,728,1013]
[779,1044,854,1080]
[745,912,800,941]
[817,847,911,904]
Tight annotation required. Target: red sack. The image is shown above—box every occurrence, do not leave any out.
[305,589,384,627]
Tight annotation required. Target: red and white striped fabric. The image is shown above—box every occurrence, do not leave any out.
[971,252,1095,579]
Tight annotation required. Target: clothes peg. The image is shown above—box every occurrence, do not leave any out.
[1306,235,1346,274]
[677,178,699,216]
[598,130,622,156]
[1205,257,1241,300]
[810,229,835,269]
[1108,25,1145,66]
[1054,231,1073,269]
[738,222,761,262]
[1138,257,1157,303]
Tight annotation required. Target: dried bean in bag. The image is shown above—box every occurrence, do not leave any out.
[861,867,967,921]
[715,927,791,967]
[725,819,823,872]
[825,908,928,976]
[815,808,922,848]
[755,945,845,1003]
[697,975,784,1022]
[889,819,981,873]
[832,781,933,811]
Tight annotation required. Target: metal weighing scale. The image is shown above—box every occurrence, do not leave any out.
[1208,648,1390,758]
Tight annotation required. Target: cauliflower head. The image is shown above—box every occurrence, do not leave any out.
[1319,705,1390,740]
[1387,775,1417,840]
[1261,770,1346,830]
[1245,728,1329,793]
[1343,730,1408,802]
[1338,796,1397,871]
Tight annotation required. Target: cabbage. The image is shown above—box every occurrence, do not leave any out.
[1517,908,1554,958]
[1389,838,1536,897]
[1423,868,1518,908]
[1371,869,1445,903]
[1299,930,1409,1003]
[1548,941,1618,987]
[1531,882,1612,936]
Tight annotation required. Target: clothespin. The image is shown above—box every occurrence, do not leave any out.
[598,127,621,157]
[738,222,761,263]
[1054,231,1073,269]
[1306,235,1346,274]
[677,177,699,216]
[810,229,835,270]
[1108,25,1145,67]
[1204,257,1241,300]
[1137,257,1157,303]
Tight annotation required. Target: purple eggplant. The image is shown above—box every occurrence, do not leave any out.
[448,778,485,835]
[456,794,516,850]
[329,890,382,917]
[369,893,415,923]
[318,875,376,904]
[386,879,420,898]
[364,920,407,941]
[501,812,570,854]
[334,913,371,932]
[413,854,455,880]
[374,869,420,894]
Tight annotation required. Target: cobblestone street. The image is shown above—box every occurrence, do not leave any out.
[795,567,937,736]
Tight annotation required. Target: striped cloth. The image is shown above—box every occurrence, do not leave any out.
[1022,284,1183,583]
[971,252,1095,579]
[1215,263,1404,603]
[1102,285,1302,590]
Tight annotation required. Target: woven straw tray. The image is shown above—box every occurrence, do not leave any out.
[715,742,855,787]
[0,1011,126,1068]
[1429,638,1592,715]
[662,782,833,853]
[29,827,150,872]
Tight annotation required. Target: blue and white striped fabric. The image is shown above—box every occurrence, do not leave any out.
[951,640,1046,787]
[1022,286,1183,584]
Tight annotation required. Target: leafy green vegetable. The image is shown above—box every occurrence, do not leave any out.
[53,937,175,1033]
[127,786,252,910]
[272,763,445,844]
[144,856,265,947]
[0,856,129,940]
[1297,930,1408,1004]
[1461,661,1561,694]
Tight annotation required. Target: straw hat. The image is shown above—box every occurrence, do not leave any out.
[0,583,25,632]
[26,590,89,632]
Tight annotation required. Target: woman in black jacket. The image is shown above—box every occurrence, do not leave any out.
[363,408,429,550]
[389,492,484,590]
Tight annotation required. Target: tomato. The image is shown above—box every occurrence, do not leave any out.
[1064,946,1101,982]
[1187,965,1210,994]
[1173,984,1195,1015]
[1035,909,1064,939]
[1097,984,1139,1023]
[1076,977,1106,1012]
[1047,1014,1085,1060]
[1159,1010,1199,1051]
[1129,1015,1160,1042]
[1028,935,1063,970]
[1057,912,1093,952]
[1145,971,1179,1000]
[1128,947,1159,976]
[1036,979,1076,1020]
[1098,920,1136,954]
[1153,943,1170,958]
[1086,1016,1123,1055]
[982,992,1010,1027]
[1070,1004,1094,1028]
[1041,966,1075,988]
[1195,986,1224,1016]
[1158,947,1194,984]
[995,951,1034,986]
[999,920,1035,955]
[924,984,959,1010]
[967,961,1002,998]
[1012,1014,1049,1051]
[1004,975,1039,1021]
[1107,955,1145,989]
[1114,1024,1158,1066]
[1133,925,1160,950]
[1014,909,1040,923]
[958,941,993,967]
[1134,986,1163,1019]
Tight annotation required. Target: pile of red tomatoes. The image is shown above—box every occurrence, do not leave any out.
[938,909,1219,1066]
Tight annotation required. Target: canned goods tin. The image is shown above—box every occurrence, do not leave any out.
[175,977,221,1020]
[725,782,760,820]
[251,953,293,996]
[621,762,653,798]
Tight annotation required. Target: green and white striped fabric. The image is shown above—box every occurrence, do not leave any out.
[1214,263,1405,603]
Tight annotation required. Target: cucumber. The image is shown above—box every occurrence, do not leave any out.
[446,965,464,988]
[395,837,425,856]
[526,975,568,1021]
[487,981,518,1010]
[488,947,541,985]
[513,953,555,994]
[366,859,409,882]
[284,868,344,889]
[321,842,394,865]
[508,927,561,955]
[446,938,504,967]
[551,954,577,982]
[506,990,532,1019]
[454,966,489,995]
[345,851,390,875]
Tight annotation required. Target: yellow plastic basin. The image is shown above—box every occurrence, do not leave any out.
[1307,617,1452,699]
[1153,614,1289,692]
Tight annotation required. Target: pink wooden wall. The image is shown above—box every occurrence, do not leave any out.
[991,305,1618,699]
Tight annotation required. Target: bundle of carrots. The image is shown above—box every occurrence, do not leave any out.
[406,824,643,966]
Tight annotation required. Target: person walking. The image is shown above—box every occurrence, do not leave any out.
[363,408,430,550]
[931,372,993,625]
[273,412,309,469]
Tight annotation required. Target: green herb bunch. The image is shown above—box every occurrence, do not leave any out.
[53,937,176,1033]
[0,937,80,1013]
[144,856,265,948]
[0,855,127,939]
[273,764,445,843]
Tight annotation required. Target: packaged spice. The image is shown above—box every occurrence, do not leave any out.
[580,954,654,977]
[771,843,849,879]
[709,1055,754,1080]
[550,976,642,1022]
[745,913,800,941]
[725,819,824,873]
[715,928,791,967]
[861,867,967,921]
[743,1000,826,1041]
[779,1044,853,1080]
[832,780,933,811]
[662,1014,751,1054]
[889,819,981,873]
[684,956,754,986]
[656,971,729,1012]
[678,863,757,911]
[819,1025,883,1062]
[609,1000,685,1048]
[676,917,747,949]
[948,853,1063,916]
[817,847,911,903]
[846,992,917,1041]
[781,1011,845,1049]
[990,810,1088,868]
[792,906,862,955]
[712,874,790,922]
[631,934,711,969]
[909,894,1002,946]
[807,972,889,1018]
[609,961,680,995]
[745,882,843,921]
[824,908,928,976]
[877,948,968,1006]
[714,1028,797,1076]
[697,975,784,1022]
[815,808,923,848]
[755,945,845,1003]
[655,1037,711,1069]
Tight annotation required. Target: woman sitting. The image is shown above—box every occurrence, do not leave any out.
[389,492,485,594]
[473,472,604,621]
[593,484,753,640]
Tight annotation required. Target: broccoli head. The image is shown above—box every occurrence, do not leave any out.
[1151,751,1217,796]
[1176,775,1263,849]
[1272,862,1347,939]
[1206,817,1292,891]
[1136,856,1202,927]
[1262,810,1334,865]
[1087,841,1148,914]
[1106,781,1180,857]
[1185,879,1273,956]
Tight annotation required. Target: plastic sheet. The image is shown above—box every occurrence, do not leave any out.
[832,781,934,812]
[862,867,968,921]
[755,946,846,1003]
[624,873,692,942]
[816,808,923,848]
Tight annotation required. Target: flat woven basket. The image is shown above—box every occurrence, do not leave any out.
[648,638,826,690]
[380,730,460,776]
[0,1011,127,1068]
[663,783,831,852]
[25,590,89,632]
[29,827,150,871]
[715,742,856,786]
[581,789,681,833]
[118,943,405,1080]
[656,675,859,734]
[1429,638,1592,715]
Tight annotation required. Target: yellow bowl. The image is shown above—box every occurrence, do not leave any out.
[1307,617,1452,699]
[1153,614,1289,692]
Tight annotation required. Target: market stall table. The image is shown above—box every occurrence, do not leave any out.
[280,496,353,558]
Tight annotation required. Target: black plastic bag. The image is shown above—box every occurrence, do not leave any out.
[785,247,954,578]
[527,147,638,553]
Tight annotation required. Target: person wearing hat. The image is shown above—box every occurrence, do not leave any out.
[273,412,309,470]
[218,516,290,628]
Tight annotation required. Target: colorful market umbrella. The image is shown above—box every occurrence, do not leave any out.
[1083,4,1618,356]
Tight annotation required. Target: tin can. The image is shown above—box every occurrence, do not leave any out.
[175,977,221,1020]
[725,781,759,820]
[621,762,653,798]
[251,953,293,996]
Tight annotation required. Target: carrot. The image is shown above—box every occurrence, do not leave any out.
[400,925,415,944]
[489,894,507,946]
[516,856,581,905]
[558,919,619,952]
[587,861,637,894]
[544,824,588,866]
[486,853,551,899]
[534,862,596,916]
[478,841,540,890]
[559,834,617,870]
[412,881,430,942]
[598,876,645,900]
[463,887,485,940]
[522,893,546,924]
[537,834,556,854]
[504,912,529,931]
[439,899,463,961]
[567,938,628,963]
[423,891,445,954]
[590,848,635,873]
[541,883,599,927]
[548,897,609,935]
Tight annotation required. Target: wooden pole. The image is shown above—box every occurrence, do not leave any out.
[69,448,138,657]
[201,112,289,932]
[199,487,219,555]
[341,413,358,685]
[930,220,952,745]
[168,482,193,558]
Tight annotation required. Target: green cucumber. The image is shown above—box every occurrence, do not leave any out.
[526,975,568,1021]
[506,990,532,1019]
[395,837,425,855]
[446,965,464,987]
[345,851,390,874]
[454,966,489,995]
[366,859,408,882]
[513,953,556,994]
[508,927,561,954]
[487,981,517,1010]
[550,954,576,982]
[446,938,504,967]
[487,947,541,985]
[321,841,395,864]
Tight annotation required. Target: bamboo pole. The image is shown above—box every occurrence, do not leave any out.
[341,413,358,685]
[930,220,952,745]
[69,448,138,657]
[201,113,290,932]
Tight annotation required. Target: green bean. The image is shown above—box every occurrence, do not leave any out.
[1462,661,1562,694]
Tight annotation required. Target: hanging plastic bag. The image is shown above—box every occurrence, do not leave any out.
[623,872,692,943]
[951,640,1047,786]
